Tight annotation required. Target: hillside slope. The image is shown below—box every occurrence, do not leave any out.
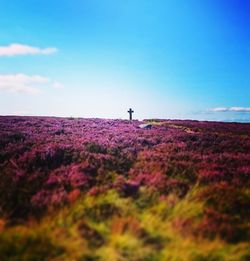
[0,116,249,260]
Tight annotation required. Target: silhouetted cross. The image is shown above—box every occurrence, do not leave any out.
[128,108,134,120]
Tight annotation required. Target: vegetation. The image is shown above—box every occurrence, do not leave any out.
[0,116,249,260]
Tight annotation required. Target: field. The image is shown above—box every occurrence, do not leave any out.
[0,116,250,261]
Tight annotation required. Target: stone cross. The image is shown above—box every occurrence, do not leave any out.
[128,108,134,120]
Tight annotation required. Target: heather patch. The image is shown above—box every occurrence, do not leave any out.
[0,117,249,260]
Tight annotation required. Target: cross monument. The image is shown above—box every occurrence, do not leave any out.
[128,108,134,120]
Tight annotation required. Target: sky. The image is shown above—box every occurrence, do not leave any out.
[0,0,249,121]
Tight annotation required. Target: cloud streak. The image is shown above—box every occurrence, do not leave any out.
[0,74,62,94]
[209,107,250,113]
[0,43,57,56]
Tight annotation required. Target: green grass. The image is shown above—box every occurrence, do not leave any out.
[0,187,249,261]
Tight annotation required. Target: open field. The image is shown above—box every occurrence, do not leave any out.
[0,116,249,260]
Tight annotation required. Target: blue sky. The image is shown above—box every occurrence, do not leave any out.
[0,0,249,121]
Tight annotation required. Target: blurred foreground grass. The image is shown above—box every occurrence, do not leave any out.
[1,187,249,261]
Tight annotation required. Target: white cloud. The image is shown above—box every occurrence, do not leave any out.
[52,81,64,89]
[209,107,228,112]
[209,107,250,112]
[0,43,57,56]
[229,107,250,112]
[0,74,62,94]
